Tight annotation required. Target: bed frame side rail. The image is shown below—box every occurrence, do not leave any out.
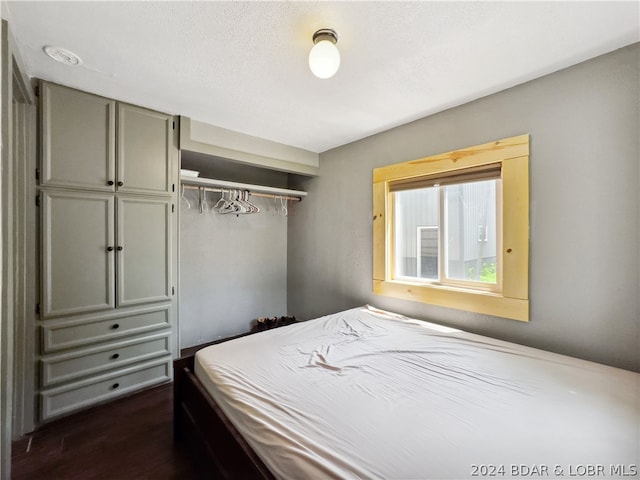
[173,355,275,480]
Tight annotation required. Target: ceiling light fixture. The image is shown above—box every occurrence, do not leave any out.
[308,29,340,79]
[43,45,82,66]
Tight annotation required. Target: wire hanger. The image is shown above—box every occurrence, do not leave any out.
[199,186,210,214]
[181,184,191,209]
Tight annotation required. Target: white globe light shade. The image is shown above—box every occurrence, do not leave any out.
[309,39,340,79]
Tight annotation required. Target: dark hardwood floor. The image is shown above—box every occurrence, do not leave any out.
[12,383,207,479]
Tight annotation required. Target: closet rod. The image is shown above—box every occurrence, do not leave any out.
[180,175,307,199]
[182,184,302,202]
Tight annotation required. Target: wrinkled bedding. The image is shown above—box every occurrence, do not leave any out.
[194,306,639,479]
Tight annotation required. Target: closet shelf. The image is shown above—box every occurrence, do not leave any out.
[180,175,307,199]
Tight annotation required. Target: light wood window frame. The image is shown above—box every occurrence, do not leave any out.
[373,134,530,321]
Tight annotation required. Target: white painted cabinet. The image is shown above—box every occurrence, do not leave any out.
[40,359,171,420]
[40,83,115,191]
[117,103,174,195]
[37,81,177,422]
[116,196,172,307]
[41,191,115,318]
[40,193,172,318]
[41,83,174,195]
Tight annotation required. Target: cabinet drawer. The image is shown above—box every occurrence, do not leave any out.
[40,358,171,421]
[42,306,170,353]
[41,332,170,387]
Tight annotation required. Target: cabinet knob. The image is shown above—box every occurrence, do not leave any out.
[112,383,120,389]
[117,181,124,187]
[107,246,114,252]
[111,323,120,330]
[117,246,123,251]
[107,180,114,186]
[111,353,120,360]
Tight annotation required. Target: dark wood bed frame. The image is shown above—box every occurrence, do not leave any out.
[173,352,276,480]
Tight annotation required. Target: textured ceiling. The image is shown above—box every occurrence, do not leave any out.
[5,1,639,153]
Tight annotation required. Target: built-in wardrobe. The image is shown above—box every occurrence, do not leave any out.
[36,82,178,421]
[30,82,316,426]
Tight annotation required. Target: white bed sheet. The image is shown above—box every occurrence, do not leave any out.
[194,306,639,479]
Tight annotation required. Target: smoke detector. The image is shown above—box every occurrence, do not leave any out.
[43,46,82,66]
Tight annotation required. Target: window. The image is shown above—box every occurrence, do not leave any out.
[394,177,499,289]
[373,135,529,321]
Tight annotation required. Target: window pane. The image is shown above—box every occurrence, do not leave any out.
[444,179,498,283]
[393,188,438,279]
[417,226,439,280]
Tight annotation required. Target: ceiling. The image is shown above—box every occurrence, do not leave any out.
[5,1,639,153]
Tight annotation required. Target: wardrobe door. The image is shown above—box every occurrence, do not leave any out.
[116,196,171,307]
[41,191,115,318]
[41,82,116,191]
[117,103,173,195]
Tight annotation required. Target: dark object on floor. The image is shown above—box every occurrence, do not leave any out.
[250,315,296,333]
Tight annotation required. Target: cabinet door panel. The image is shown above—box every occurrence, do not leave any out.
[117,197,171,306]
[41,82,115,190]
[42,191,115,318]
[117,104,172,195]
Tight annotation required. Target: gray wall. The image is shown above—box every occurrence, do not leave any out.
[288,43,640,372]
[179,160,289,348]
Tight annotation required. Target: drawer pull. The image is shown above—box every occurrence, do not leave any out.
[117,246,123,251]
[117,181,124,187]
[107,180,114,186]
[111,353,120,360]
[107,246,114,252]
[111,323,120,330]
[112,383,120,389]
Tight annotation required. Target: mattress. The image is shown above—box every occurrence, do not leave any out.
[194,306,639,479]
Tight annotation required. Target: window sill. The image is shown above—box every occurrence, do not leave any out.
[373,279,529,322]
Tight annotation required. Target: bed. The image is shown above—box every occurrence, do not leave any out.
[173,306,639,479]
